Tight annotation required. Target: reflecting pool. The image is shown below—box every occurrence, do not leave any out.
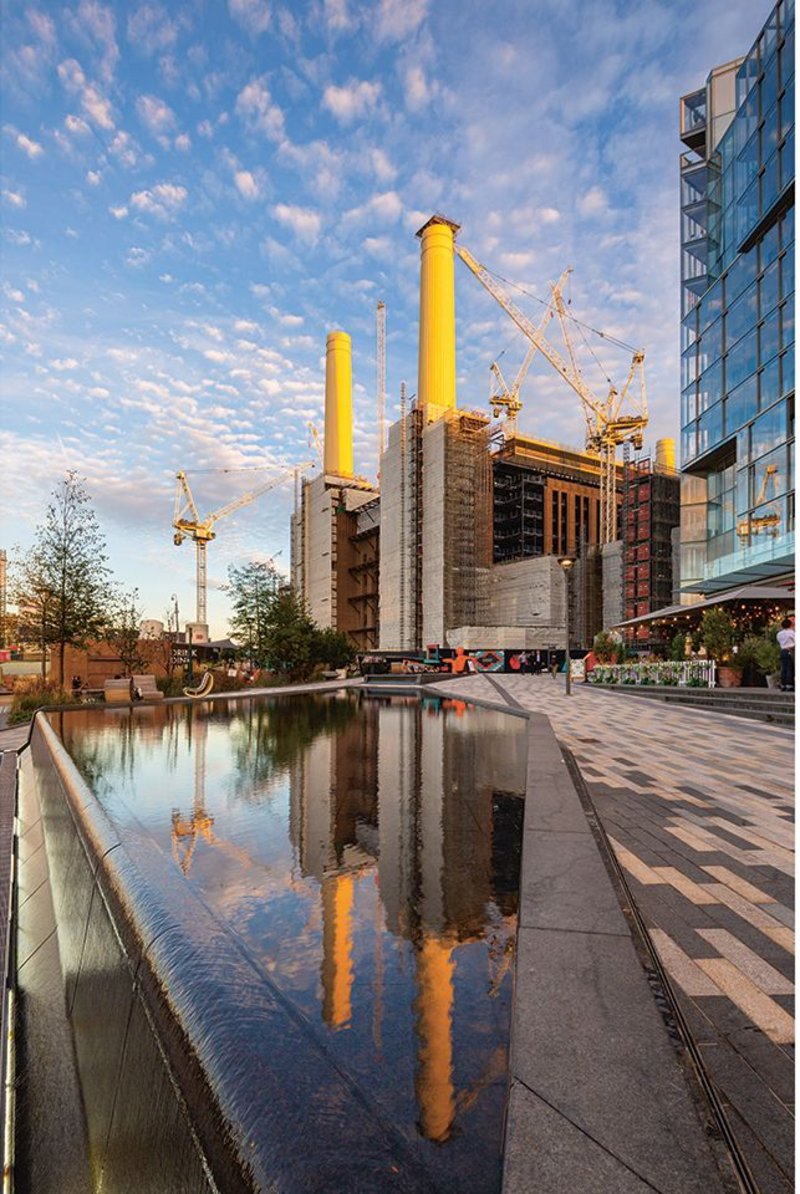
[48,691,528,1191]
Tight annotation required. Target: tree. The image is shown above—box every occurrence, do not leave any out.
[227,560,280,667]
[105,586,146,677]
[16,473,111,683]
[313,626,355,670]
[261,588,318,680]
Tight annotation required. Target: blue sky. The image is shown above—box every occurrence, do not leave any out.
[1,0,768,636]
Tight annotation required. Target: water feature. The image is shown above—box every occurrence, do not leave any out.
[31,690,528,1191]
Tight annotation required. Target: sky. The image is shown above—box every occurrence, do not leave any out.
[1,0,769,637]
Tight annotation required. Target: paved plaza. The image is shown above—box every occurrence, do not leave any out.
[431,673,794,1193]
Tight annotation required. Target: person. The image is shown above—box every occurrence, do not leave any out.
[71,675,82,698]
[777,617,795,691]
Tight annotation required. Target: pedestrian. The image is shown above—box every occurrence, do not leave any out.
[777,617,795,691]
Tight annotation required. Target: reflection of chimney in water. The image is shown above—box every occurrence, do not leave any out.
[413,933,456,1143]
[321,872,355,1030]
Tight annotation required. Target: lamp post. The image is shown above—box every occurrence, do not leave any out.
[557,556,575,696]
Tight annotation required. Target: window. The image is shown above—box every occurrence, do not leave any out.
[725,327,758,391]
[780,73,794,139]
[725,249,758,303]
[725,283,758,348]
[560,491,568,555]
[735,130,759,194]
[699,318,723,370]
[697,401,724,456]
[760,152,779,214]
[760,306,781,362]
[761,355,782,409]
[760,220,781,270]
[699,278,724,331]
[751,399,786,460]
[681,385,698,426]
[725,374,758,433]
[780,299,794,349]
[780,245,794,300]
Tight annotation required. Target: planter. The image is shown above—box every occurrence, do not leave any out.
[717,666,743,688]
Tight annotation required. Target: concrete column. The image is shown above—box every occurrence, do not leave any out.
[324,331,353,477]
[417,217,458,417]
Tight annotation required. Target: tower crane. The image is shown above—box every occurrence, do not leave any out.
[376,300,386,478]
[173,462,312,628]
[454,238,647,543]
[488,267,573,420]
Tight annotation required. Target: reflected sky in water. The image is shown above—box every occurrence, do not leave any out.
[50,691,528,1192]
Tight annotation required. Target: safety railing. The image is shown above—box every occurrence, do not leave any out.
[589,659,717,688]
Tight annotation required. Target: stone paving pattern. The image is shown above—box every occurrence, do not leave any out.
[432,673,794,1194]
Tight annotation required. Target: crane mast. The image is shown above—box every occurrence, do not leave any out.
[173,463,312,628]
[454,240,647,543]
[488,266,572,420]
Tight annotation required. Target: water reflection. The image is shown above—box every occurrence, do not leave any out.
[52,692,527,1191]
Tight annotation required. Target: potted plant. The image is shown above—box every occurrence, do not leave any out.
[699,607,742,688]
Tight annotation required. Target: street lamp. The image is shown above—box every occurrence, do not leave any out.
[557,556,575,696]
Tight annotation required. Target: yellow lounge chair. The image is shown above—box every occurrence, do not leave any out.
[183,672,214,698]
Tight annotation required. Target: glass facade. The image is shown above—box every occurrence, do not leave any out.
[679,0,794,592]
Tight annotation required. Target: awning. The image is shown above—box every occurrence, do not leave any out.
[614,584,794,629]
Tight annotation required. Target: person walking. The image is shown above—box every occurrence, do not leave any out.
[777,617,795,691]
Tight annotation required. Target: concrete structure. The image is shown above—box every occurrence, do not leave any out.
[620,443,681,638]
[679,2,794,594]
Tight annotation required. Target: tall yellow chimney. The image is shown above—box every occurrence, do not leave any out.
[655,437,676,472]
[324,330,353,477]
[416,216,460,418]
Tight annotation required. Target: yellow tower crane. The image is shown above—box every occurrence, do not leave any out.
[454,238,647,543]
[737,462,782,539]
[173,463,312,628]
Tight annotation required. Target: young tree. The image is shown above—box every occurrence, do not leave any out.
[105,586,146,677]
[261,588,318,681]
[18,473,112,683]
[227,560,280,666]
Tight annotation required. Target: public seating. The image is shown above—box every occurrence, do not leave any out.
[132,674,165,702]
[104,678,133,704]
[183,672,214,698]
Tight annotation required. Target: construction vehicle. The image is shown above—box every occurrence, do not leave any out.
[454,236,647,544]
[173,462,312,628]
[736,463,782,539]
[488,268,572,420]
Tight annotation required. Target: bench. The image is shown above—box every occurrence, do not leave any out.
[132,674,165,702]
[104,678,133,704]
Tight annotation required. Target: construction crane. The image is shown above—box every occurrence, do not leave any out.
[173,463,312,628]
[488,267,572,420]
[737,463,781,539]
[454,238,647,543]
[376,300,386,479]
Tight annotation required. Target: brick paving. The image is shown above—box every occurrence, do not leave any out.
[432,673,794,1194]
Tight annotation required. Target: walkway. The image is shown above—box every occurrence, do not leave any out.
[432,674,794,1194]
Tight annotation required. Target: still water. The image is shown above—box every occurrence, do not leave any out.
[50,691,528,1191]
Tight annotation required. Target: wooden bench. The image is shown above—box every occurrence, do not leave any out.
[132,674,165,702]
[104,678,133,704]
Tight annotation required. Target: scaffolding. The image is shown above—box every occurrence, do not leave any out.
[621,456,680,639]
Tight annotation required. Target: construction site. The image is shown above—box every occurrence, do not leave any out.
[290,214,680,659]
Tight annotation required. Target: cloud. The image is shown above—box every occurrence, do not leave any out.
[66,0,119,83]
[343,190,402,224]
[125,247,150,267]
[136,93,175,137]
[234,170,261,199]
[271,203,321,243]
[86,170,101,185]
[1,189,26,208]
[235,78,285,140]
[8,129,44,159]
[130,182,187,218]
[403,65,438,112]
[322,79,381,123]
[578,185,608,216]
[65,114,92,135]
[57,58,115,129]
[51,357,80,370]
[127,3,186,54]
[228,0,270,36]
[109,204,128,219]
[375,0,428,41]
[323,0,356,32]
[109,130,145,168]
[174,132,191,152]
[369,147,396,183]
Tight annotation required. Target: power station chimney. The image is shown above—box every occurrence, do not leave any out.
[324,330,353,477]
[655,437,676,472]
[416,215,460,418]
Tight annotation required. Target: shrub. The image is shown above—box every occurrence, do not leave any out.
[593,631,618,663]
[699,607,736,665]
[667,632,687,662]
[8,677,71,724]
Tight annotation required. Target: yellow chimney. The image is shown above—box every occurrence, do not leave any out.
[324,331,353,477]
[413,933,455,1143]
[321,873,354,1030]
[655,437,676,472]
[416,216,460,418]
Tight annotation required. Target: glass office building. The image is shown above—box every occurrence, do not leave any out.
[679,0,794,593]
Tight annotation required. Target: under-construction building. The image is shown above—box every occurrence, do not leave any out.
[621,441,681,639]
[291,214,675,653]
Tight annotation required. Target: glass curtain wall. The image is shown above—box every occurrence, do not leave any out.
[679,0,794,591]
